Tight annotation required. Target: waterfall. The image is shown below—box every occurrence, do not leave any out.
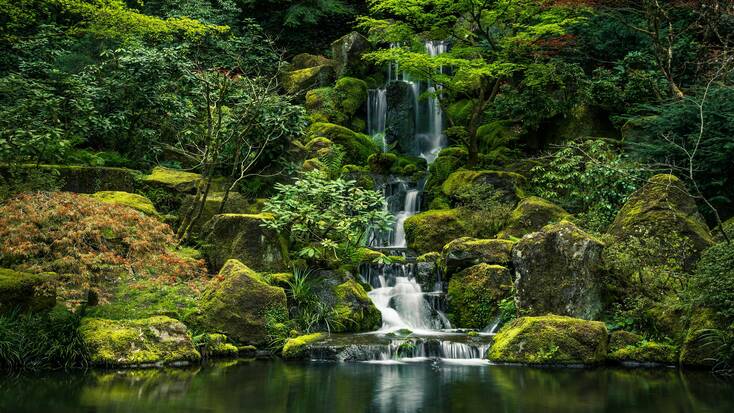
[367,88,387,150]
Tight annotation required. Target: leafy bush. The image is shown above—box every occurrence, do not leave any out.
[530,139,645,232]
[454,183,514,237]
[689,241,734,324]
[0,307,89,371]
[0,192,206,305]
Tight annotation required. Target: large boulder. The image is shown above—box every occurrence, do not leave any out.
[404,209,467,254]
[305,78,368,131]
[441,170,525,205]
[0,268,55,314]
[498,196,569,239]
[80,316,200,367]
[306,123,380,165]
[441,237,514,276]
[281,64,336,95]
[332,279,382,333]
[447,264,512,329]
[385,81,417,156]
[488,315,608,365]
[202,213,287,272]
[195,259,288,345]
[512,221,605,320]
[91,191,158,216]
[608,174,714,268]
[291,53,332,70]
[331,32,371,78]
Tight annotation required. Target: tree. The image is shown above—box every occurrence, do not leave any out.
[262,170,393,260]
[360,0,584,164]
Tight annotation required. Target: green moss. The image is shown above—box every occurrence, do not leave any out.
[368,152,427,176]
[352,247,387,265]
[332,279,382,332]
[0,268,55,314]
[446,99,475,126]
[608,340,678,364]
[498,196,570,238]
[80,316,200,367]
[442,169,525,204]
[404,209,467,254]
[441,237,515,275]
[447,264,512,328]
[282,333,325,359]
[417,252,441,263]
[194,333,239,358]
[91,191,158,216]
[307,122,379,165]
[335,77,368,116]
[302,158,325,172]
[282,66,330,94]
[488,315,608,365]
[291,53,332,69]
[679,308,719,367]
[142,166,202,193]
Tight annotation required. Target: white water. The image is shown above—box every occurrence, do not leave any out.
[367,88,387,151]
[391,189,418,248]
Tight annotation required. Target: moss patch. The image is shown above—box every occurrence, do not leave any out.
[307,123,379,165]
[142,166,203,194]
[332,279,382,332]
[442,170,525,205]
[447,264,512,329]
[282,333,325,359]
[488,315,608,365]
[0,268,55,314]
[92,191,158,216]
[441,237,514,276]
[498,196,569,239]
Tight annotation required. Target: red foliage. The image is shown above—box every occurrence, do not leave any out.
[0,192,207,295]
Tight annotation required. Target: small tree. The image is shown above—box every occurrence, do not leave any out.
[261,170,393,260]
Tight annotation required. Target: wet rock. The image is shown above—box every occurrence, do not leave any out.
[331,279,382,333]
[512,221,605,320]
[441,237,514,276]
[385,81,417,156]
[331,32,371,78]
[282,333,325,360]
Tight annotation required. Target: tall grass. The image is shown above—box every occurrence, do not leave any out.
[0,308,89,371]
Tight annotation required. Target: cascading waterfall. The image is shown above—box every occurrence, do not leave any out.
[356,40,490,361]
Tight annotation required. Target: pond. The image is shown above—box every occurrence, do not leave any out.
[1,359,733,413]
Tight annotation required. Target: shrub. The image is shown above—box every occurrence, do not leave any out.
[690,241,734,324]
[0,192,206,305]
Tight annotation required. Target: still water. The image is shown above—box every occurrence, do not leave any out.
[1,359,733,413]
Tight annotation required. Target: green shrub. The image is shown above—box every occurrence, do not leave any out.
[690,242,734,324]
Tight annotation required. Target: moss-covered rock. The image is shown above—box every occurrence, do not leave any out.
[442,170,525,205]
[92,191,158,216]
[142,166,203,194]
[202,213,287,272]
[512,221,605,320]
[679,308,720,367]
[367,152,427,176]
[179,192,263,234]
[424,147,467,206]
[607,331,678,364]
[0,268,55,314]
[305,78,367,130]
[441,237,514,276]
[335,77,368,116]
[307,123,379,165]
[332,279,382,333]
[195,333,239,358]
[404,209,466,254]
[448,264,512,329]
[498,196,570,239]
[488,315,608,365]
[0,164,140,194]
[80,316,200,367]
[195,259,288,346]
[282,333,325,359]
[608,174,714,269]
[281,64,336,95]
[291,53,332,70]
[331,32,371,78]
[351,247,387,266]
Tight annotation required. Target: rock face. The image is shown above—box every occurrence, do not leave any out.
[0,268,55,314]
[92,191,158,216]
[331,279,382,333]
[331,32,371,78]
[202,213,286,272]
[196,259,288,346]
[498,196,569,239]
[441,237,514,276]
[385,81,417,155]
[488,315,608,365]
[608,174,714,268]
[281,64,335,95]
[447,264,512,329]
[80,316,200,367]
[512,221,605,320]
[441,170,525,205]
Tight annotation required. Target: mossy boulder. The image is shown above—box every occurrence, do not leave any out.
[307,123,380,165]
[679,308,720,367]
[0,164,140,194]
[305,78,367,130]
[608,174,714,269]
[416,252,441,292]
[512,221,605,320]
[281,64,336,95]
[291,53,332,70]
[367,152,427,176]
[441,170,525,205]
[447,264,513,329]
[80,316,200,367]
[202,213,287,272]
[424,147,467,207]
[488,315,608,365]
[441,237,514,276]
[282,333,325,360]
[385,81,417,155]
[331,279,382,333]
[404,209,466,254]
[331,32,371,78]
[0,268,55,314]
[607,331,678,364]
[351,247,387,266]
[498,196,570,239]
[335,77,368,116]
[195,333,239,358]
[92,191,158,216]
[179,192,263,234]
[141,166,203,194]
[195,259,288,346]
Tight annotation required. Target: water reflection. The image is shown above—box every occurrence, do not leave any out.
[1,360,732,413]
